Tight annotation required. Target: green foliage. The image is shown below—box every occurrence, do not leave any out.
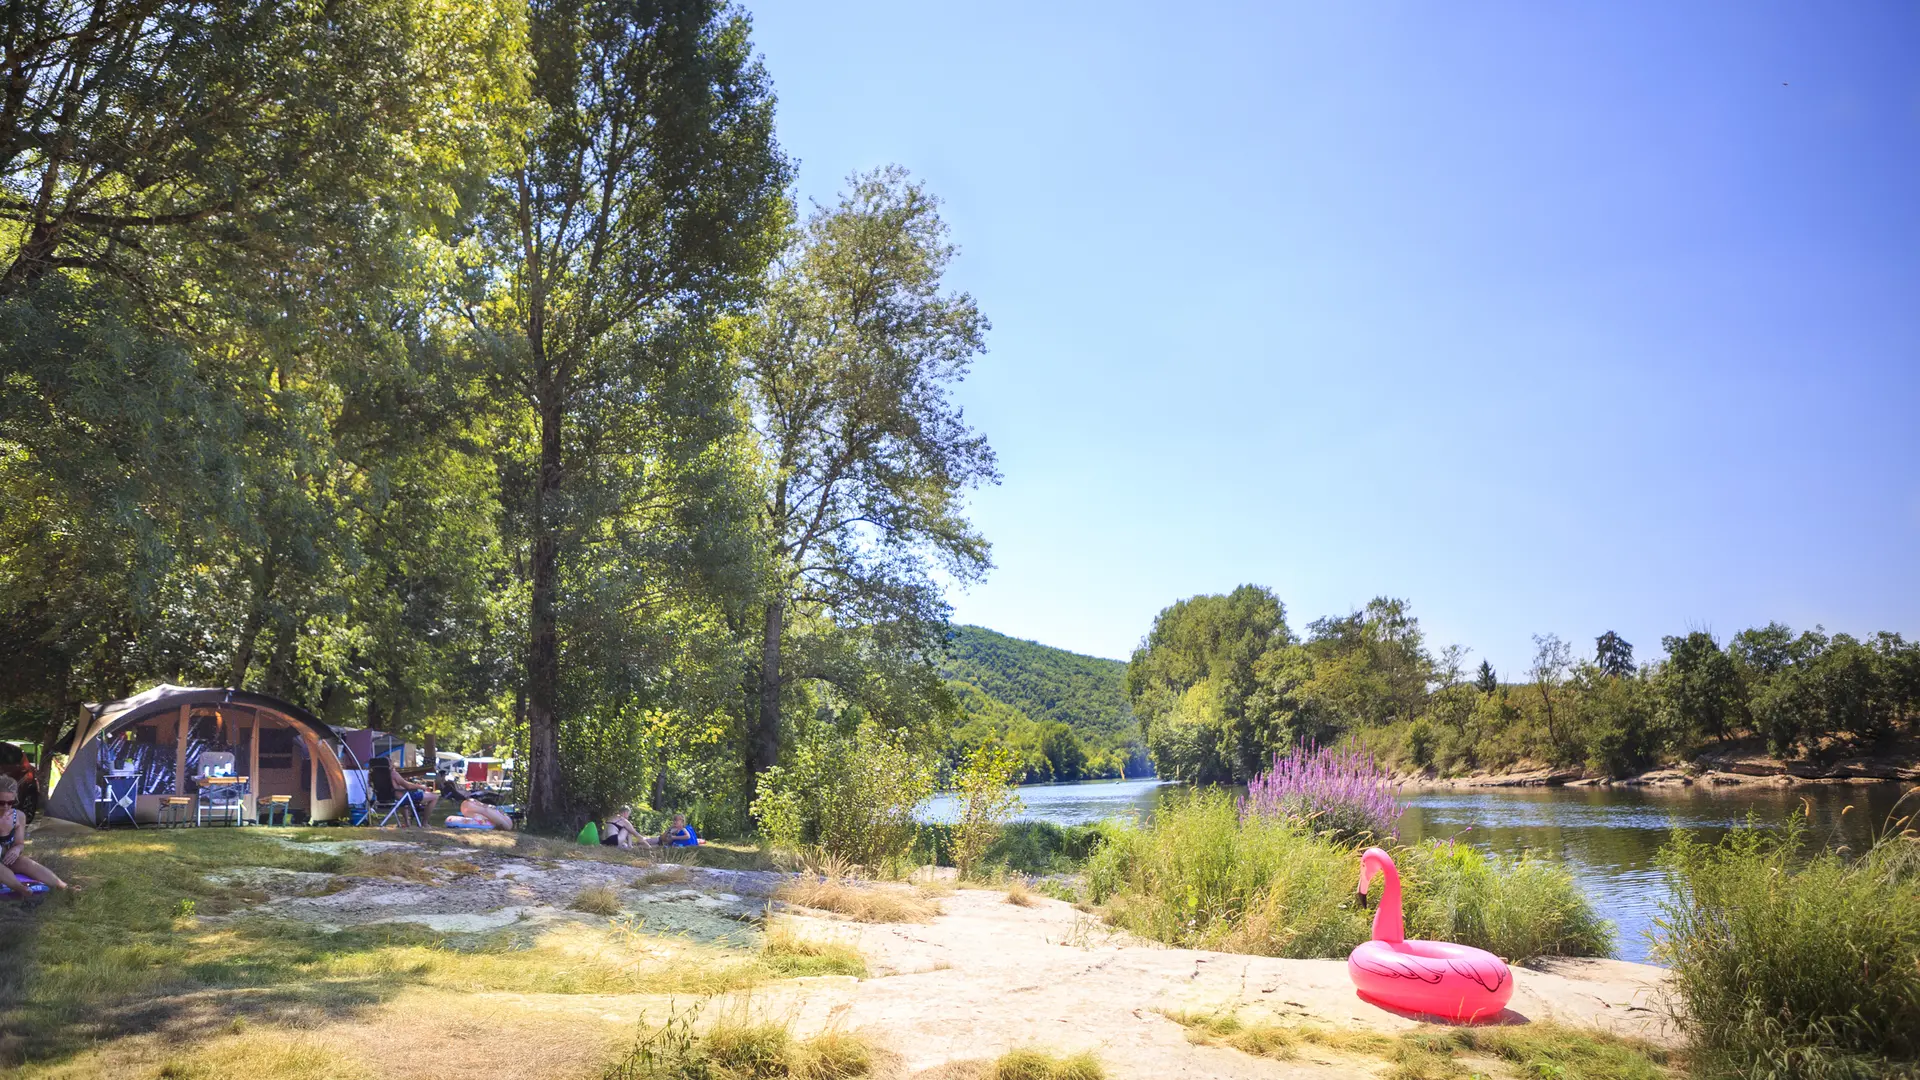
[751,720,938,868]
[1085,791,1611,963]
[1656,817,1920,1080]
[948,740,1024,879]
[735,166,996,791]
[1129,585,1920,781]
[1083,791,1368,958]
[1398,841,1614,962]
[912,820,1115,876]
[939,624,1145,779]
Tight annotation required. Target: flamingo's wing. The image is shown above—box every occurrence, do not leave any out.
[1352,948,1445,985]
[1447,953,1511,995]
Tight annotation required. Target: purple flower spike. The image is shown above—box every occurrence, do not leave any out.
[1239,740,1404,843]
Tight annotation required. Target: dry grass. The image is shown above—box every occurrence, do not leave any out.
[928,1048,1101,1080]
[633,866,692,888]
[1003,879,1037,907]
[1164,1010,1674,1080]
[571,884,625,915]
[345,850,440,882]
[778,876,938,924]
[761,923,868,978]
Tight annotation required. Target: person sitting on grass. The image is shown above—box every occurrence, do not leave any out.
[371,755,437,820]
[601,807,641,849]
[661,813,698,848]
[0,775,69,893]
[439,778,513,830]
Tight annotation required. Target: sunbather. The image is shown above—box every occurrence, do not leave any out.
[601,807,641,849]
[0,775,68,893]
[439,779,513,830]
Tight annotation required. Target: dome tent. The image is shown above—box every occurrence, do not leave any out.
[45,684,353,827]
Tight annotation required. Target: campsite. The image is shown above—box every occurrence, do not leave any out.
[5,2,1919,1078]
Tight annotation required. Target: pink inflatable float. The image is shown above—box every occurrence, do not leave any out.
[1348,846,1513,1022]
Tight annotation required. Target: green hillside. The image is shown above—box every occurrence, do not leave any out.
[938,624,1152,780]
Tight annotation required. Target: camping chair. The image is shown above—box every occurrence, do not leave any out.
[365,760,421,827]
[194,751,248,826]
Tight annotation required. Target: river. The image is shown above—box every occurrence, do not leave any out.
[922,776,1916,964]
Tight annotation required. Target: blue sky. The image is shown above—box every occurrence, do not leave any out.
[750,2,1920,674]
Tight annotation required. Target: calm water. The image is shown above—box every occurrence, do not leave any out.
[923,777,1917,964]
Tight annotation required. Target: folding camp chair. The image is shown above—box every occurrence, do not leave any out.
[194,752,248,826]
[365,760,422,827]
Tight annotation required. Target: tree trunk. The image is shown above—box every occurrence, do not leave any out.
[423,732,437,776]
[749,599,784,801]
[526,394,567,831]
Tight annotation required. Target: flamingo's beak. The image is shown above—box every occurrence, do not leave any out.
[1356,887,1369,909]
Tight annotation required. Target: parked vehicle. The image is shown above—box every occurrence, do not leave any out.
[0,743,41,822]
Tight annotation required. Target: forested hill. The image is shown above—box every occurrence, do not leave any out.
[938,625,1150,779]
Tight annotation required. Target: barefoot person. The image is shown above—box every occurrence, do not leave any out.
[0,776,68,893]
[439,778,513,830]
[601,807,641,849]
[372,755,439,819]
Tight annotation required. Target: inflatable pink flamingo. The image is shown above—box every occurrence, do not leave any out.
[1348,847,1513,1022]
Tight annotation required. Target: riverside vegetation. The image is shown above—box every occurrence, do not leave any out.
[1127,586,1920,784]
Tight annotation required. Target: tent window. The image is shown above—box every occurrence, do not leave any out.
[98,721,175,796]
[259,726,295,770]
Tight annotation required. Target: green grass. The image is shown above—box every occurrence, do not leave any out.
[1166,1010,1674,1080]
[602,1010,879,1079]
[1082,790,1611,962]
[1083,791,1368,957]
[980,1047,1105,1080]
[1399,840,1615,962]
[1656,815,1920,1080]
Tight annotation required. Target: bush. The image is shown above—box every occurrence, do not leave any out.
[752,720,937,867]
[1398,840,1613,962]
[948,741,1023,879]
[1085,791,1367,958]
[1087,791,1612,963]
[1241,741,1402,845]
[1656,816,1920,1080]
[914,820,1114,876]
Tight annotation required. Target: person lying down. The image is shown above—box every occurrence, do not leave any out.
[439,779,514,830]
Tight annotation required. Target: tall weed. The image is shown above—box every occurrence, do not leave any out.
[1085,791,1366,957]
[1656,815,1920,1080]
[1088,791,1611,962]
[1400,840,1613,962]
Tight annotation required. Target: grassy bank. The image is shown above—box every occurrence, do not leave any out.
[1082,790,1612,962]
[0,828,845,1076]
[1656,815,1920,1080]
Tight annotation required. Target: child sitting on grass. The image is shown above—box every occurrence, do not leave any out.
[0,775,69,893]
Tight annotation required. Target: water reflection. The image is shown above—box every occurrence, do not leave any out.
[921,776,1916,964]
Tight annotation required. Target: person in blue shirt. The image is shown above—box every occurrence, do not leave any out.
[662,813,698,847]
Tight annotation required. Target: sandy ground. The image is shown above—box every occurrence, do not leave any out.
[227,836,1673,1079]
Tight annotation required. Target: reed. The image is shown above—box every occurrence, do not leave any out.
[1656,811,1920,1080]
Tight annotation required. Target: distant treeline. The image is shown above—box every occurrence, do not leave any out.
[1127,586,1920,782]
[939,625,1151,782]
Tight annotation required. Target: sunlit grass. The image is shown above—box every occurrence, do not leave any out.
[1165,1009,1674,1080]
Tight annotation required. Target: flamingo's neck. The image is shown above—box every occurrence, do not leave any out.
[1371,858,1405,943]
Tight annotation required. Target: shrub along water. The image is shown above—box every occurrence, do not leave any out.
[1085,790,1610,963]
[1656,814,1920,1080]
[1399,841,1614,961]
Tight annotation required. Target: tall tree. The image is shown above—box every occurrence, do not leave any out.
[476,0,787,830]
[0,0,522,768]
[1476,660,1499,695]
[1595,631,1635,678]
[1529,633,1573,747]
[1659,632,1738,740]
[734,167,996,793]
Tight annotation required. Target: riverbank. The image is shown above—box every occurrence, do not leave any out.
[1393,734,1920,790]
[1,825,1677,1079]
